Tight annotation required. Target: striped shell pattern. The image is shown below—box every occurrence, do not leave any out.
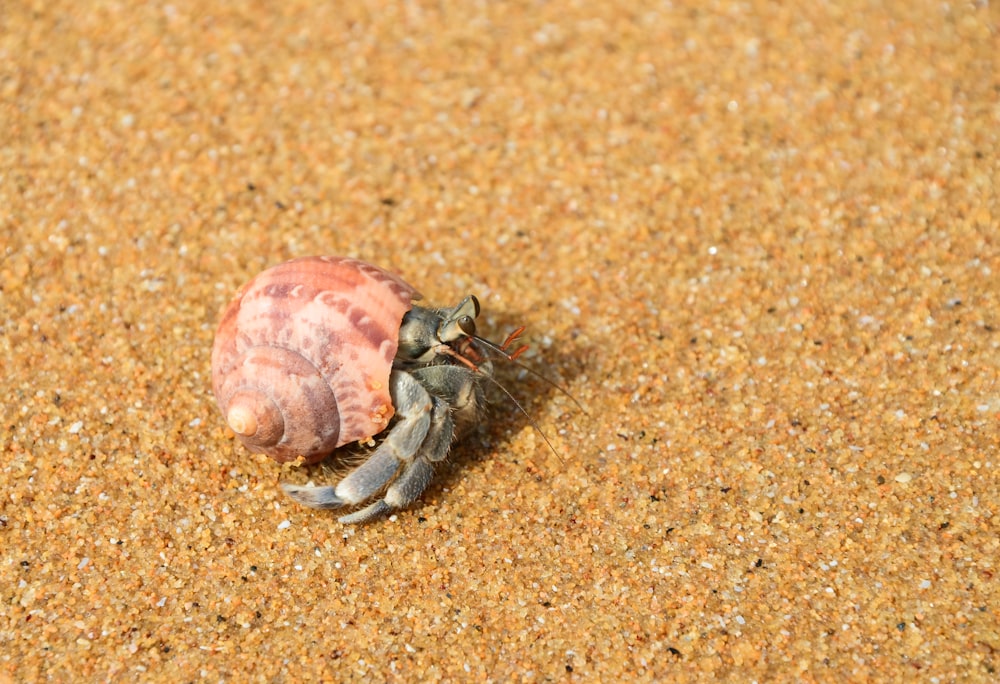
[210,256,419,463]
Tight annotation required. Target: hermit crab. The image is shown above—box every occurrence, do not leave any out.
[210,256,536,524]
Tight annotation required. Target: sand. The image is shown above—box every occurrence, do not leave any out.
[1,0,997,681]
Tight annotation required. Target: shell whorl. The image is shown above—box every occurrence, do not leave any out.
[210,256,419,463]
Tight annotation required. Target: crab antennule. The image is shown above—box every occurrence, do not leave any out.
[500,325,527,352]
[508,344,530,362]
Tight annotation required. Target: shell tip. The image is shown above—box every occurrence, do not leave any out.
[227,404,258,436]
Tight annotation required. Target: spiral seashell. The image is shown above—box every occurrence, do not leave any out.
[210,256,419,463]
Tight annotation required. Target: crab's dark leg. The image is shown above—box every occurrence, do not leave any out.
[338,398,453,524]
[338,365,486,524]
[281,370,433,516]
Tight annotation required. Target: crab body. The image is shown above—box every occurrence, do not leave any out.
[211,256,491,523]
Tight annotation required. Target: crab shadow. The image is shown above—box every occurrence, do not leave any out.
[415,306,593,513]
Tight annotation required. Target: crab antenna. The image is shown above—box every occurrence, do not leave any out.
[478,371,564,464]
[473,334,589,416]
[437,343,567,463]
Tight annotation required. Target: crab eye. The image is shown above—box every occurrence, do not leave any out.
[470,295,481,318]
[457,315,476,336]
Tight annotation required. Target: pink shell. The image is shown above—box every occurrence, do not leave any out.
[211,256,419,463]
